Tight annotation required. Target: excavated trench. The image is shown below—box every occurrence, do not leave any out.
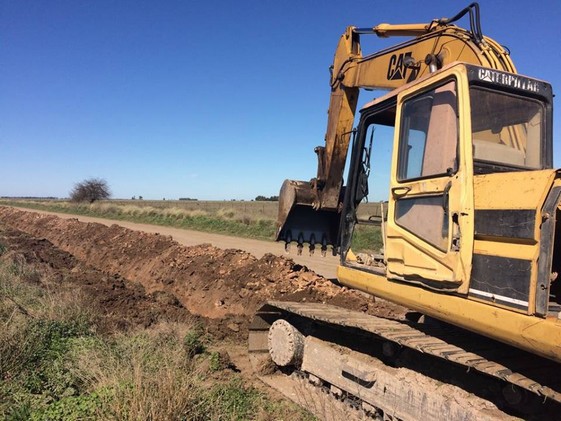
[0,207,406,339]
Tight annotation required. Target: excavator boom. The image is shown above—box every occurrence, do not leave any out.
[277,3,514,252]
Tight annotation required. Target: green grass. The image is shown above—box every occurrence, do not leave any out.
[0,249,314,421]
[350,224,384,254]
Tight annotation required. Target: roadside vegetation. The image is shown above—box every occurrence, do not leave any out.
[0,242,314,420]
[0,200,277,241]
[0,199,384,250]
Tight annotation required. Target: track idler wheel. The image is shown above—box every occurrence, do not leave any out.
[267,319,305,368]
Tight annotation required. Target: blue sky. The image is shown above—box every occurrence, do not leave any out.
[2,0,560,200]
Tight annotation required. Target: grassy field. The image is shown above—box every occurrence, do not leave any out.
[112,199,280,219]
[0,199,384,251]
[0,245,313,421]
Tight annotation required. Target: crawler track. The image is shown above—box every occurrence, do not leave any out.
[249,301,561,420]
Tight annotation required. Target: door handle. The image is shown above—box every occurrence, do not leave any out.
[442,182,452,215]
[391,186,411,197]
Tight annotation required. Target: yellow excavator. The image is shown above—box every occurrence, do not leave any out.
[250,3,561,419]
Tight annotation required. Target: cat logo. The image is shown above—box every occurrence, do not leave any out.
[387,52,418,82]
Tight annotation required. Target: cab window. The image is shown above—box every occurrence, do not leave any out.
[398,81,458,181]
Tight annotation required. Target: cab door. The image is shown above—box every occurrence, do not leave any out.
[385,68,474,291]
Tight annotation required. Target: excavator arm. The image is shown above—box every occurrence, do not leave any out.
[277,3,515,254]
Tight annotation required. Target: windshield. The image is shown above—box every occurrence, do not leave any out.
[470,87,543,170]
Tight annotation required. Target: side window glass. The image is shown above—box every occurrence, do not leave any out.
[470,87,543,170]
[404,128,427,178]
[344,108,396,269]
[398,81,458,181]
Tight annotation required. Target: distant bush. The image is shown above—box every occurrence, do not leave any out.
[178,198,198,201]
[69,178,111,203]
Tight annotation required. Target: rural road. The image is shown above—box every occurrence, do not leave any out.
[13,207,339,279]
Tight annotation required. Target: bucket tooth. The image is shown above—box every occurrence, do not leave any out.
[297,233,304,256]
[285,230,292,253]
[321,234,328,257]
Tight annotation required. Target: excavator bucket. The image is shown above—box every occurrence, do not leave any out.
[276,179,342,255]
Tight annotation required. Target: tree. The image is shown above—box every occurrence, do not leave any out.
[70,178,111,203]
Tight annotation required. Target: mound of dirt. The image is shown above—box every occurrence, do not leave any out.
[0,226,191,333]
[0,207,406,325]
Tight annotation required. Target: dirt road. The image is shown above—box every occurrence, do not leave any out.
[12,207,339,279]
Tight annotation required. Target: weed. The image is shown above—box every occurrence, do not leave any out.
[32,389,109,421]
[207,350,235,373]
[13,319,92,395]
[0,257,97,420]
[217,208,237,219]
[69,323,203,420]
[183,324,206,358]
[186,377,263,420]
[5,401,31,421]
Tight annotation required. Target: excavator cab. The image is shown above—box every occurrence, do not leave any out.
[275,2,520,256]
[341,61,554,306]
